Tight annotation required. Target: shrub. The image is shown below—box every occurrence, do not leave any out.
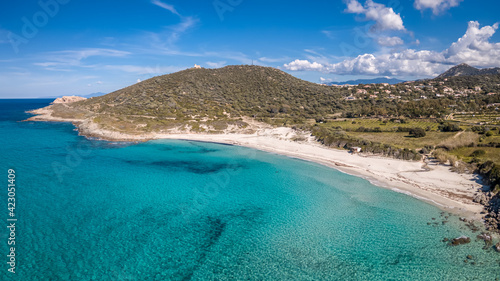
[409,127,426,138]
[396,127,412,132]
[470,149,486,158]
[448,155,458,167]
[438,122,461,132]
[433,150,449,164]
[420,145,434,154]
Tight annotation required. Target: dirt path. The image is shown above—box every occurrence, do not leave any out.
[453,131,464,138]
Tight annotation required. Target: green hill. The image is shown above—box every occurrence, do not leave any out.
[78,65,344,119]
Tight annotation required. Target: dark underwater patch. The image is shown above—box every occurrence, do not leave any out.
[151,160,243,174]
[204,217,227,249]
[178,148,218,154]
[154,145,174,151]
[123,159,244,174]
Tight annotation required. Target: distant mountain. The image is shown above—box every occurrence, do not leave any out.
[82,92,107,98]
[437,63,500,78]
[326,77,404,86]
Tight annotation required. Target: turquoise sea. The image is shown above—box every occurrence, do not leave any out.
[1,99,500,280]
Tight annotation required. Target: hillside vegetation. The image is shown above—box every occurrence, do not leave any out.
[52,65,500,191]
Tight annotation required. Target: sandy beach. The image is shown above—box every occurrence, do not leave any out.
[153,129,485,217]
[27,107,487,221]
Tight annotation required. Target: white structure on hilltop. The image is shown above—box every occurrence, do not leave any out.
[193,64,201,69]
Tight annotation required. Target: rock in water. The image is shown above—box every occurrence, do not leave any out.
[477,233,492,242]
[451,236,471,246]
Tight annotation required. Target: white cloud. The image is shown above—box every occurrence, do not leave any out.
[284,60,328,72]
[151,0,180,16]
[147,16,198,51]
[284,21,500,77]
[321,30,335,39]
[345,0,405,31]
[102,64,185,75]
[96,81,103,84]
[258,56,290,63]
[346,0,365,13]
[34,48,130,70]
[377,36,404,46]
[206,61,226,68]
[414,0,463,15]
[147,0,198,52]
[443,21,500,66]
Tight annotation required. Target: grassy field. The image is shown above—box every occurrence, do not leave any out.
[482,134,500,143]
[453,113,500,125]
[345,131,456,149]
[317,117,499,166]
[450,147,500,164]
[324,118,440,131]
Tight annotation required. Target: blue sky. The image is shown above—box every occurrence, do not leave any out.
[0,0,499,98]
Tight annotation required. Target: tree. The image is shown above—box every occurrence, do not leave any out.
[438,122,461,132]
[409,127,426,138]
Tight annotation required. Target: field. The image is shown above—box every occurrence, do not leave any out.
[316,117,499,166]
[324,118,440,132]
[450,147,500,164]
[345,131,457,149]
[453,113,500,126]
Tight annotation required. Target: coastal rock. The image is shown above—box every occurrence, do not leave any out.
[477,233,492,242]
[451,236,471,246]
[496,242,500,252]
[473,192,489,205]
[52,96,86,104]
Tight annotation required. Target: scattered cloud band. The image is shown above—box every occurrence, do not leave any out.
[284,21,500,77]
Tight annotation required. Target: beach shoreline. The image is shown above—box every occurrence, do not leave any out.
[26,107,488,223]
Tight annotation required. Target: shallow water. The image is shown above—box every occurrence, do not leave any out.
[1,99,499,280]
